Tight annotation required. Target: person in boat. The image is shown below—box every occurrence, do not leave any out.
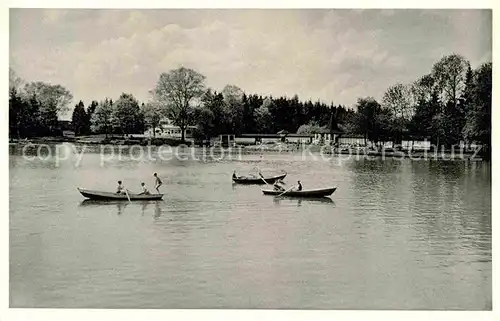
[296,180,302,191]
[116,181,125,194]
[232,171,238,179]
[153,173,162,193]
[138,182,150,195]
[273,180,285,192]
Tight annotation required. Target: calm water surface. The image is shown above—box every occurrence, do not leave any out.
[9,145,491,309]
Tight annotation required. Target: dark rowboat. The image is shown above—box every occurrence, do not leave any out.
[262,187,337,198]
[78,188,164,201]
[232,172,287,184]
[273,197,334,204]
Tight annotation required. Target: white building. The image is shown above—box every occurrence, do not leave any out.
[337,135,367,147]
[144,118,197,139]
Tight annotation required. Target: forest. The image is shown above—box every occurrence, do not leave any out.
[9,53,491,157]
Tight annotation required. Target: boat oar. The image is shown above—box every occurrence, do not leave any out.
[259,173,270,185]
[277,185,296,197]
[125,189,131,203]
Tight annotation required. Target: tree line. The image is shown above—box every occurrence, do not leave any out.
[151,67,354,141]
[9,69,73,137]
[9,53,491,157]
[9,67,354,140]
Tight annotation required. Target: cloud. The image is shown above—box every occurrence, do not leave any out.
[10,9,492,113]
[42,9,67,24]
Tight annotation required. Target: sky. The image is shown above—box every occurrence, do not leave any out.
[9,9,492,118]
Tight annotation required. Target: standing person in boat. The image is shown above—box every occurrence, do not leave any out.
[138,182,150,195]
[153,173,162,193]
[296,180,302,191]
[116,181,125,194]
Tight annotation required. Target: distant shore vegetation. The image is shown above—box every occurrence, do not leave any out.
[9,53,491,158]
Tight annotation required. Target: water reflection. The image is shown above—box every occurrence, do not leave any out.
[79,199,166,218]
[347,158,403,174]
[154,201,163,220]
[272,197,334,206]
[141,202,149,216]
[11,149,491,309]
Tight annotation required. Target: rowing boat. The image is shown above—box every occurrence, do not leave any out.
[262,187,337,197]
[232,172,287,184]
[77,188,164,201]
[273,196,334,204]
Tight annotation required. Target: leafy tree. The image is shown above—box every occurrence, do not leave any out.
[21,81,73,136]
[192,105,215,139]
[254,98,274,133]
[87,101,98,118]
[23,81,73,115]
[461,65,475,106]
[382,83,415,121]
[9,68,23,92]
[86,101,98,134]
[382,83,415,143]
[353,97,382,144]
[221,84,245,135]
[38,102,59,136]
[270,97,290,132]
[409,88,440,140]
[112,93,144,134]
[244,94,264,132]
[153,67,206,142]
[328,105,339,133]
[411,74,434,103]
[296,122,327,135]
[432,54,470,107]
[302,100,315,125]
[374,108,394,146]
[142,102,163,137]
[291,95,305,131]
[431,54,470,146]
[13,93,43,138]
[90,98,113,138]
[9,87,23,138]
[200,89,226,136]
[430,114,446,148]
[71,100,88,136]
[463,62,491,157]
[241,93,256,133]
[459,65,475,146]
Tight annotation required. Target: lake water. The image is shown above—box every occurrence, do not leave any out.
[9,144,491,310]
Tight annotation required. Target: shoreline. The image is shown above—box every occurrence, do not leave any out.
[9,138,484,161]
[9,136,195,146]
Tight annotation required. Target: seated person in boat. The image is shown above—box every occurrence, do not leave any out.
[232,171,238,179]
[273,181,285,192]
[116,181,125,194]
[296,180,302,191]
[138,182,150,195]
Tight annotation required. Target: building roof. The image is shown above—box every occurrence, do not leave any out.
[338,134,365,139]
[160,124,197,129]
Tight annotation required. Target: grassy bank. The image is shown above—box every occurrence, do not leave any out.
[9,135,195,147]
[9,136,484,160]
